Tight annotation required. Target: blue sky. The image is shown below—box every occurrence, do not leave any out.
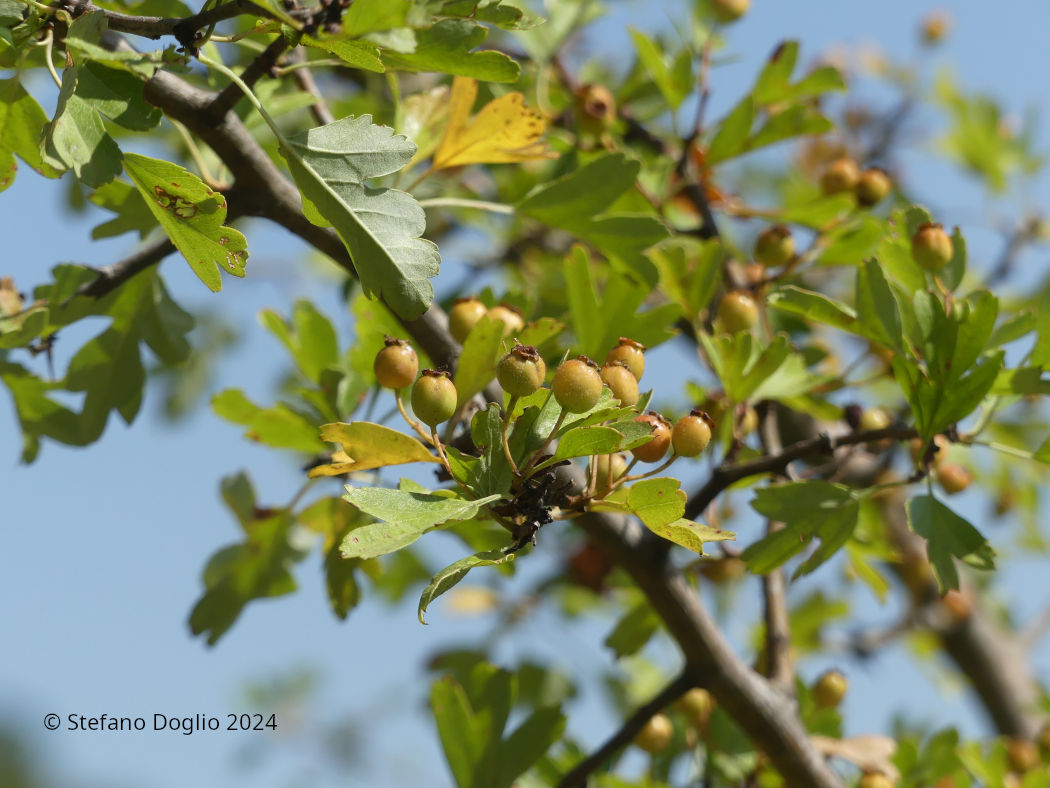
[2,1,1049,786]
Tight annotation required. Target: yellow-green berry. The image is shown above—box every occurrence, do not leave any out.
[411,369,457,428]
[374,337,418,389]
[552,356,604,413]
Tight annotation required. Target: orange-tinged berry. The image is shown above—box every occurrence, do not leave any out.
[374,337,418,389]
[634,713,673,754]
[912,223,954,272]
[487,303,525,338]
[754,224,795,267]
[672,409,714,457]
[497,344,546,397]
[820,157,860,194]
[937,463,972,495]
[858,773,895,788]
[632,412,672,463]
[856,167,892,207]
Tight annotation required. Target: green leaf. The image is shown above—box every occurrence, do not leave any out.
[991,366,1050,396]
[706,96,754,165]
[41,68,123,188]
[0,306,47,349]
[468,403,513,497]
[76,61,162,130]
[855,259,902,350]
[302,32,385,73]
[768,286,857,333]
[493,706,566,788]
[0,77,51,191]
[629,29,691,109]
[418,548,515,624]
[604,601,660,658]
[647,518,735,555]
[626,478,686,529]
[0,362,83,462]
[431,676,485,788]
[123,152,248,291]
[381,19,519,82]
[88,179,156,239]
[817,216,885,265]
[455,314,504,407]
[281,115,439,319]
[742,482,859,576]
[212,389,326,452]
[518,154,639,225]
[906,495,995,592]
[341,486,502,559]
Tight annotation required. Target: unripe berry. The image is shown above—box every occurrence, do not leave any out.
[937,463,972,495]
[676,688,714,728]
[448,297,487,343]
[672,409,714,457]
[633,713,673,754]
[819,157,860,195]
[497,344,546,397]
[858,773,895,788]
[920,11,950,45]
[576,83,616,135]
[856,168,892,207]
[858,406,892,433]
[911,223,953,272]
[715,290,758,334]
[632,412,672,463]
[1006,738,1040,774]
[591,452,627,490]
[605,337,646,381]
[411,369,457,428]
[552,356,604,413]
[487,303,525,338]
[812,670,848,708]
[374,337,418,389]
[711,0,749,24]
[754,224,795,267]
[601,361,639,406]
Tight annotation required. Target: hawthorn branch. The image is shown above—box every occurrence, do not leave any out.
[63,0,295,46]
[684,425,919,521]
[206,36,290,122]
[286,48,336,126]
[556,672,694,788]
[72,237,175,300]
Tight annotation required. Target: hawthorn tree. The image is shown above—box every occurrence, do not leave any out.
[2,0,1049,786]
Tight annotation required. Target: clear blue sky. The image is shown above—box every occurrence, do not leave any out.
[3,2,1049,786]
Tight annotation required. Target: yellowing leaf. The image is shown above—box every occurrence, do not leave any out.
[432,77,556,170]
[309,421,440,477]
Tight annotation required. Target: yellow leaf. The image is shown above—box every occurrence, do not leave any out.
[432,77,557,170]
[308,422,440,477]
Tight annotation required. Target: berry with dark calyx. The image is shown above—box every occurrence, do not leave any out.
[449,297,488,344]
[856,167,892,207]
[812,670,848,708]
[633,713,673,754]
[858,773,895,788]
[487,303,526,338]
[672,409,714,457]
[600,361,639,406]
[912,223,954,271]
[937,463,972,495]
[605,337,646,381]
[374,337,418,389]
[676,688,714,729]
[552,356,604,413]
[576,83,617,136]
[715,290,758,334]
[632,412,672,463]
[711,0,749,24]
[754,224,795,267]
[497,344,546,397]
[591,452,627,490]
[819,156,860,195]
[411,369,457,428]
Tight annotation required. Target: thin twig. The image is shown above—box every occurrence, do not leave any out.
[286,48,336,126]
[556,672,695,788]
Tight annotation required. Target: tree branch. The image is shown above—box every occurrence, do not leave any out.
[684,425,919,521]
[72,237,175,300]
[556,672,694,788]
[64,0,294,46]
[206,35,290,122]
